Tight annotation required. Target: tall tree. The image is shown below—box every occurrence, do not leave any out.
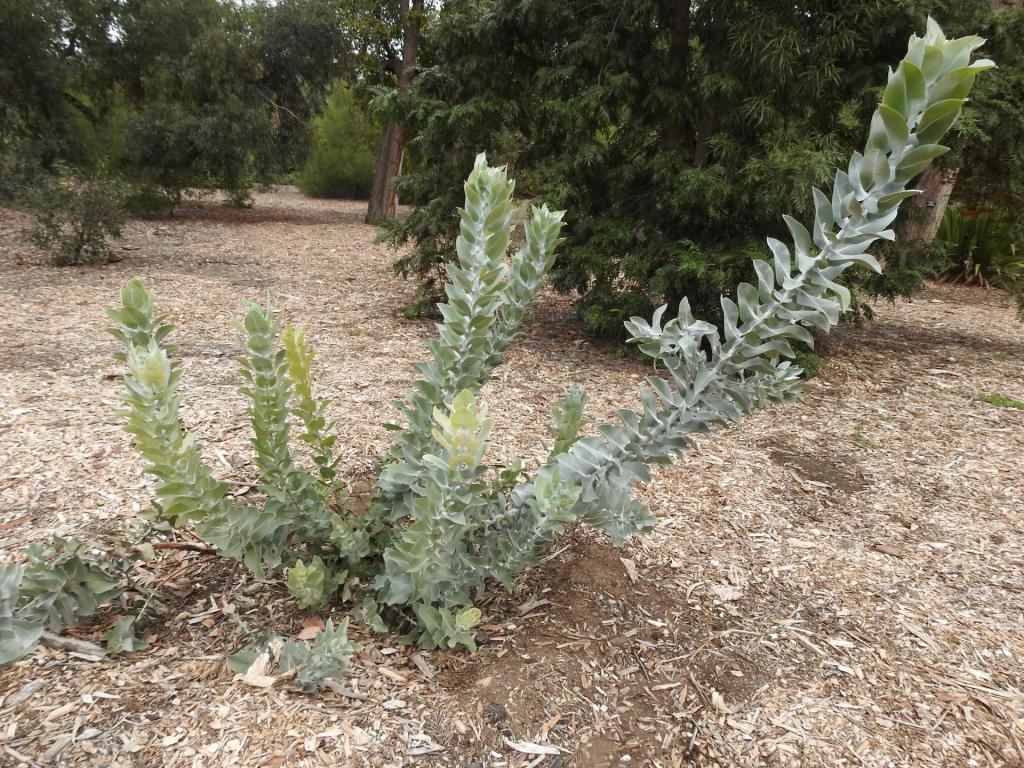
[365,0,423,224]
[0,0,119,162]
[246,0,399,175]
[2,0,399,205]
[117,0,272,205]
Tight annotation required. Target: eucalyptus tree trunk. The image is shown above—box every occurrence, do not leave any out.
[365,0,422,225]
[903,164,958,242]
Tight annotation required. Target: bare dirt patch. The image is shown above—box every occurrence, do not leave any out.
[438,535,702,766]
[2,190,1023,767]
[764,440,868,495]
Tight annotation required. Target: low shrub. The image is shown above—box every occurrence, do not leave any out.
[122,184,180,217]
[0,138,46,203]
[937,207,1024,287]
[978,392,1024,410]
[22,169,127,266]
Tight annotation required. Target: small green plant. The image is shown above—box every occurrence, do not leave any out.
[978,393,1024,410]
[0,539,125,664]
[852,423,879,449]
[227,618,357,693]
[937,207,1024,289]
[0,21,992,674]
[23,169,127,266]
[793,349,826,379]
[549,387,587,458]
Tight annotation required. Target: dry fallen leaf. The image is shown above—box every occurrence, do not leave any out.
[709,583,744,602]
[540,714,562,735]
[297,616,325,640]
[710,690,731,714]
[241,650,277,688]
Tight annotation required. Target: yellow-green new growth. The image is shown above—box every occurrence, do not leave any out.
[283,326,340,484]
[431,389,492,469]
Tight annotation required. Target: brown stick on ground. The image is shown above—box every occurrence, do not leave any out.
[146,541,217,555]
[40,631,106,657]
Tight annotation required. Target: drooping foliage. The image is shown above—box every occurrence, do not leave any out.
[952,6,1024,220]
[0,540,118,664]
[0,23,991,677]
[384,0,1020,331]
[935,207,1024,312]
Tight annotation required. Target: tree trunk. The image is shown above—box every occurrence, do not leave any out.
[691,1,725,166]
[693,106,716,168]
[366,122,406,224]
[665,0,691,144]
[903,165,958,243]
[365,0,422,225]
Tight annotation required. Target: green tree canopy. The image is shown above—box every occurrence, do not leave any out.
[1,0,402,204]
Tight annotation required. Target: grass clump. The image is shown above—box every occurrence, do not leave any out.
[978,393,1024,410]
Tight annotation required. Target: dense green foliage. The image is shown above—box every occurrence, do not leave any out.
[384,0,1023,331]
[118,0,270,207]
[952,8,1024,222]
[298,82,380,199]
[0,539,122,664]
[0,23,991,682]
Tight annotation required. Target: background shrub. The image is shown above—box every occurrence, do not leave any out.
[936,208,1024,286]
[0,138,45,203]
[23,169,127,266]
[298,82,379,199]
[122,184,180,217]
[936,207,1024,314]
[382,0,1024,332]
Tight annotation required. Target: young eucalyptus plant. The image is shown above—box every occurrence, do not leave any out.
[0,20,992,674]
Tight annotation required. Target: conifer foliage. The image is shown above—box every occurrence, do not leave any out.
[0,22,992,677]
[385,1,1013,330]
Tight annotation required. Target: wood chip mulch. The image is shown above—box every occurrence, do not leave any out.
[1,190,1022,767]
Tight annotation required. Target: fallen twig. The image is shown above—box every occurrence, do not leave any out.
[144,541,217,555]
[40,631,106,657]
[322,679,371,701]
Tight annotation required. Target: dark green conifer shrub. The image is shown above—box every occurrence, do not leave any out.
[937,208,1024,286]
[383,1,1021,333]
